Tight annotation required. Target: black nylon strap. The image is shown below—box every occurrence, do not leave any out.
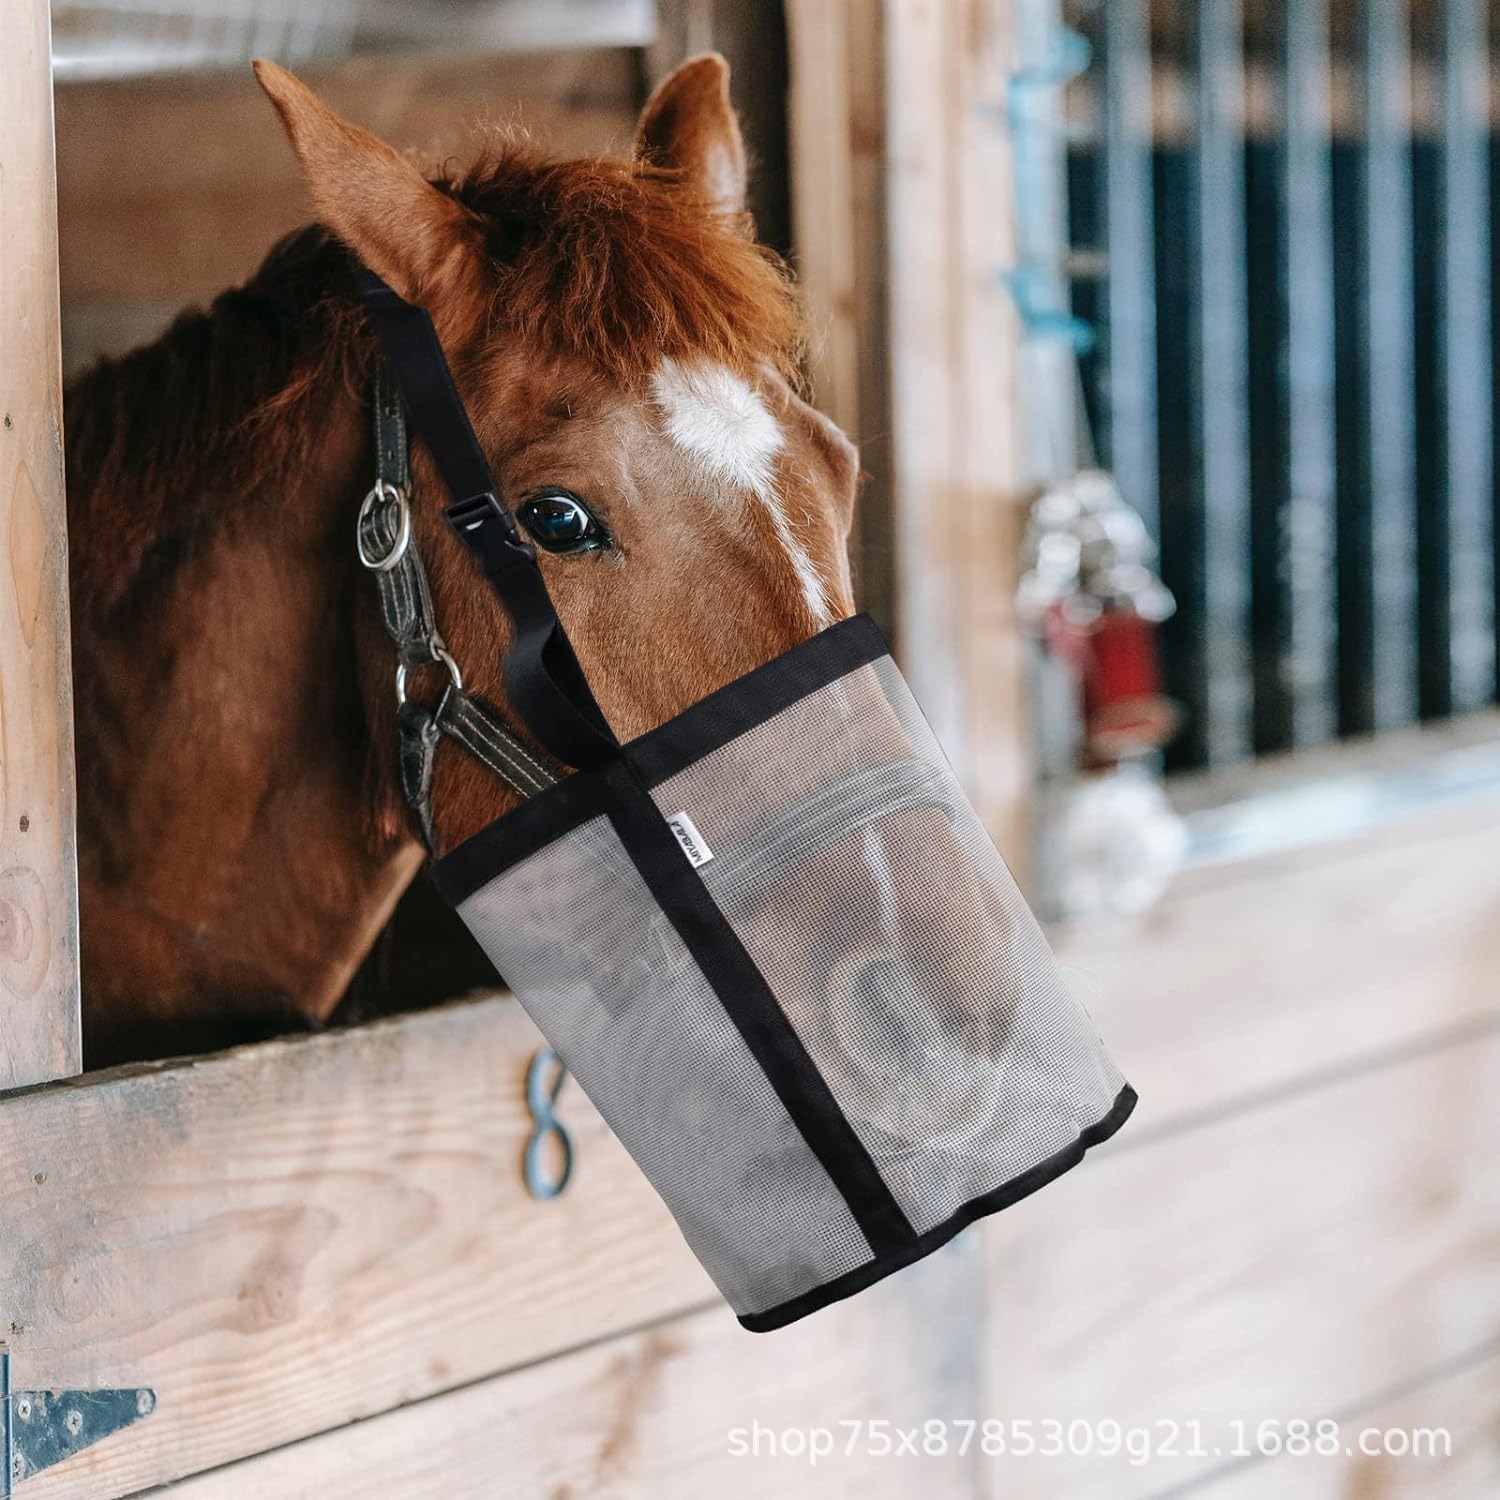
[360,272,619,772]
[359,275,918,1261]
[600,760,915,1259]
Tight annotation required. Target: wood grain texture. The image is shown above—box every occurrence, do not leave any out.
[158,1240,985,1500]
[1203,1344,1500,1498]
[0,0,83,1090]
[1054,792,1500,1134]
[882,0,1028,859]
[0,997,714,1498]
[785,0,897,634]
[54,50,643,367]
[978,1025,1500,1499]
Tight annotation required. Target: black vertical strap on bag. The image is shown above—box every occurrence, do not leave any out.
[359,271,915,1262]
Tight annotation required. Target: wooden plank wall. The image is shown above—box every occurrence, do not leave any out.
[52,50,645,375]
[0,0,83,1089]
[3,999,715,1498]
[995,793,1500,1498]
[4,793,1495,1497]
[159,1246,986,1500]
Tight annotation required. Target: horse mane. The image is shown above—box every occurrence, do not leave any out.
[65,135,805,619]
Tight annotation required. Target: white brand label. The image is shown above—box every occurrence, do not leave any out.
[666,811,714,868]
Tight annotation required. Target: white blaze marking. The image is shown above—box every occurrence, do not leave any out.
[651,358,831,625]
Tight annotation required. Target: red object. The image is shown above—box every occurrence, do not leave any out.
[1080,609,1179,760]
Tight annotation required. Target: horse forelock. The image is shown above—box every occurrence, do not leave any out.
[444,145,805,388]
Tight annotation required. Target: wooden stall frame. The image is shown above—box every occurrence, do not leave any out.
[1,0,83,1092]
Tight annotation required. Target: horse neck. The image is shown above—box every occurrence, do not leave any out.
[66,305,422,1067]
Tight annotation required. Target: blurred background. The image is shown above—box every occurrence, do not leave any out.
[35,0,1500,1495]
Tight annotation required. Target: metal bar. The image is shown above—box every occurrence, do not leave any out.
[1099,0,1159,536]
[1245,131,1287,751]
[1281,0,1338,745]
[1191,0,1253,766]
[1363,0,1419,730]
[1155,143,1201,769]
[1414,132,1444,715]
[1438,0,1494,713]
[1331,129,1372,733]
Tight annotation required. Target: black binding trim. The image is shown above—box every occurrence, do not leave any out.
[738,1083,1139,1332]
[428,613,891,905]
[599,759,915,1259]
[626,613,888,784]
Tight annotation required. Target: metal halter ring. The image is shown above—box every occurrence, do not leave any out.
[356,480,412,573]
[395,642,464,709]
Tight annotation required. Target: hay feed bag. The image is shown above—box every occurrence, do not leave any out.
[366,276,1136,1333]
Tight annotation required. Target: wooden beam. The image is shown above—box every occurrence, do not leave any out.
[982,1024,1500,1497]
[4,998,714,1498]
[0,0,83,1090]
[53,51,643,368]
[786,0,895,632]
[151,1244,985,1499]
[882,0,1027,855]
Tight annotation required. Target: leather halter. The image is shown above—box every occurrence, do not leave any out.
[357,365,562,851]
[355,270,623,852]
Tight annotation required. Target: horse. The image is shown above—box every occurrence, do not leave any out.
[62,55,861,1068]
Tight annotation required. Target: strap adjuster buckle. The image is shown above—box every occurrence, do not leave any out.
[446,493,535,562]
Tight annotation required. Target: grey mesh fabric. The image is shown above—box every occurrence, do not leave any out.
[648,657,1127,1238]
[458,813,875,1312]
[445,626,1132,1328]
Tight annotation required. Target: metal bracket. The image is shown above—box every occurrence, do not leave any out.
[1,1349,156,1494]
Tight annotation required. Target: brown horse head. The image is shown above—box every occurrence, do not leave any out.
[255,57,859,848]
[66,57,860,1063]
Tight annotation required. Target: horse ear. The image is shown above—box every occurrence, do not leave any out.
[634,53,747,218]
[254,60,476,301]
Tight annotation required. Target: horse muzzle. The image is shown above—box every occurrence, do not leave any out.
[431,617,1135,1331]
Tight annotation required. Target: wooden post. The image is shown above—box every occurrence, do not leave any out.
[785,0,897,634]
[882,0,1028,853]
[788,0,1028,857]
[0,0,82,1088]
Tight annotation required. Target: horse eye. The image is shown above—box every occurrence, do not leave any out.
[517,492,611,555]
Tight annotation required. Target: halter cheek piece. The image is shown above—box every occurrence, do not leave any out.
[356,270,618,850]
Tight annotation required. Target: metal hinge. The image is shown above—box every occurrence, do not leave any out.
[1,1348,156,1494]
